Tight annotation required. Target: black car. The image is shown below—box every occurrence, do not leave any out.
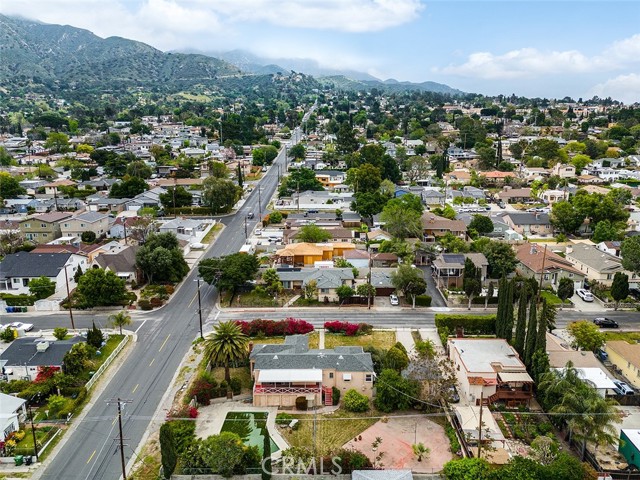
[594,317,619,328]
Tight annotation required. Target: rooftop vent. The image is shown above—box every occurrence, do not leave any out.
[36,341,50,353]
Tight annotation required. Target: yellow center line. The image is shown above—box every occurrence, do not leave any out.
[187,291,198,309]
[132,384,139,394]
[149,358,155,367]
[159,334,170,352]
[112,418,117,426]
[87,450,96,464]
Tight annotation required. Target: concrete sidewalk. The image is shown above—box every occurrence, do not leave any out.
[396,328,416,355]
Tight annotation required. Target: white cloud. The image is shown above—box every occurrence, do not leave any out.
[590,73,640,104]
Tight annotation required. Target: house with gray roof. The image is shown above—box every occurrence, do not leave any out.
[502,212,553,236]
[60,212,111,239]
[271,267,355,302]
[92,246,139,283]
[566,243,637,288]
[250,335,374,408]
[0,393,27,441]
[432,253,488,289]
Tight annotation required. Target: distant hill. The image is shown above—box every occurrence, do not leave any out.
[318,75,463,95]
[0,14,241,88]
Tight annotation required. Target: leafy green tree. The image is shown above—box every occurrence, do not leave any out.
[463,258,481,310]
[295,224,332,243]
[109,177,149,198]
[63,342,91,376]
[202,177,241,214]
[611,272,629,310]
[356,283,376,300]
[289,143,306,160]
[380,202,422,240]
[44,132,70,153]
[0,172,26,199]
[199,254,260,296]
[385,193,424,215]
[136,233,189,284]
[182,431,260,477]
[551,201,585,235]
[481,241,517,278]
[104,156,129,177]
[468,215,494,235]
[391,265,426,308]
[261,268,283,297]
[28,276,56,299]
[556,278,574,307]
[208,161,229,178]
[278,168,324,197]
[567,321,605,352]
[591,219,623,243]
[621,236,640,275]
[439,232,470,253]
[384,346,409,372]
[374,369,420,412]
[81,231,96,243]
[159,186,193,209]
[530,349,550,384]
[434,204,457,220]
[503,279,515,342]
[87,323,105,349]
[204,321,248,383]
[0,147,14,167]
[343,389,370,412]
[336,285,355,302]
[159,423,178,479]
[126,161,153,179]
[346,164,382,194]
[109,311,132,335]
[352,191,386,221]
[336,121,359,154]
[76,268,127,307]
[53,327,68,341]
[537,299,553,352]
[524,298,538,367]
[442,457,492,480]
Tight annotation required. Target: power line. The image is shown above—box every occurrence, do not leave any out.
[107,398,132,480]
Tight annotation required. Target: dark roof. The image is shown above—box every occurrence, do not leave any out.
[505,212,550,225]
[0,337,85,368]
[94,246,139,273]
[0,252,72,278]
[250,335,373,373]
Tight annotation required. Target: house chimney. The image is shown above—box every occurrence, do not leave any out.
[566,245,573,254]
[530,244,537,255]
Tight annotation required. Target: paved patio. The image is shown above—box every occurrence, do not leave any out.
[342,415,453,473]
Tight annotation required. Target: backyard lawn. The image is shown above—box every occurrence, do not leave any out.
[281,409,379,456]
[308,331,396,350]
[604,331,640,343]
[210,366,253,392]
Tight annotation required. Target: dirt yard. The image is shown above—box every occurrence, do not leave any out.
[342,414,453,473]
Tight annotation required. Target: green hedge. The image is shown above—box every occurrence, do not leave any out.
[165,206,212,215]
[414,295,432,307]
[472,296,499,305]
[434,313,496,336]
[0,294,36,306]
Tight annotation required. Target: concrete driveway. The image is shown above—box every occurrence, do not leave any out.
[417,266,447,308]
[571,293,607,313]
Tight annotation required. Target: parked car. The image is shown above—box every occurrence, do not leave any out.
[247,212,255,219]
[497,202,506,209]
[9,322,33,332]
[613,380,635,395]
[596,349,609,362]
[594,317,619,328]
[577,289,594,302]
[389,294,399,306]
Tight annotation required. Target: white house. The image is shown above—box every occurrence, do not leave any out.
[0,252,86,295]
[0,393,26,441]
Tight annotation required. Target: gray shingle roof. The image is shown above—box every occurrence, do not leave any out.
[74,212,109,223]
[251,335,373,373]
[0,252,72,278]
[567,243,623,272]
[0,337,86,368]
[505,212,550,225]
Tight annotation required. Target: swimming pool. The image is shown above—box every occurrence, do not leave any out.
[221,411,279,456]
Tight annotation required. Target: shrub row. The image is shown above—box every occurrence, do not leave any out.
[414,295,432,307]
[0,294,36,306]
[434,313,496,336]
[165,206,212,215]
[324,321,373,336]
[235,318,314,337]
[186,374,242,405]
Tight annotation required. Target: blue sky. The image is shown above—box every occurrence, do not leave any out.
[2,0,640,102]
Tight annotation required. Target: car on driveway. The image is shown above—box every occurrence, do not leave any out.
[577,289,594,302]
[613,380,635,395]
[389,294,399,306]
[9,322,33,332]
[594,317,619,328]
[447,386,460,403]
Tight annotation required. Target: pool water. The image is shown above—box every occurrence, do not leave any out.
[221,412,279,456]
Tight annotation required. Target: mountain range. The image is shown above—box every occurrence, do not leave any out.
[0,14,461,95]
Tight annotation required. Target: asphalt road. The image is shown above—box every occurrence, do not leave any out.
[39,128,302,480]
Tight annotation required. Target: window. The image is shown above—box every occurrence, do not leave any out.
[24,223,30,228]
[568,273,573,278]
[41,223,46,228]
[64,223,68,228]
[543,274,549,280]
[43,234,47,238]
[80,224,85,228]
[607,274,612,280]
[320,288,329,294]
[329,372,334,379]
[343,373,352,381]
[365,374,373,382]
[22,279,29,287]
[12,278,19,284]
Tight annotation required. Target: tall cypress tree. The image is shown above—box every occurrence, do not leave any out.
[514,285,528,357]
[537,299,554,352]
[495,276,506,338]
[159,423,177,479]
[524,298,538,367]
[503,279,515,342]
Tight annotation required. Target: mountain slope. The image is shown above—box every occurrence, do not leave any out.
[318,75,463,95]
[0,14,241,87]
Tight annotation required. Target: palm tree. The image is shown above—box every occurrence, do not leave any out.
[108,310,132,335]
[412,443,430,462]
[204,321,248,384]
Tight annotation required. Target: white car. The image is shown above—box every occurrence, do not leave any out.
[577,289,594,302]
[389,294,399,306]
[9,322,33,332]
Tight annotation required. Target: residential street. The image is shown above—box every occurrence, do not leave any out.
[36,131,300,480]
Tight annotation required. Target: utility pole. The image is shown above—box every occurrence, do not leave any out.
[296,180,300,213]
[244,215,248,239]
[62,265,75,330]
[477,391,484,460]
[196,278,203,340]
[29,404,38,462]
[107,398,132,480]
[258,186,262,216]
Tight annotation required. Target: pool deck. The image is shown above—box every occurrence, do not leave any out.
[195,403,289,459]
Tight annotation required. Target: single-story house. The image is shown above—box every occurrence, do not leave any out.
[92,246,140,283]
[448,338,533,406]
[0,337,86,381]
[496,187,534,204]
[552,367,617,397]
[605,341,640,390]
[275,242,357,267]
[159,218,209,238]
[342,249,370,269]
[514,243,584,291]
[250,335,374,408]
[0,252,86,295]
[565,243,637,288]
[501,212,553,236]
[421,214,467,241]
